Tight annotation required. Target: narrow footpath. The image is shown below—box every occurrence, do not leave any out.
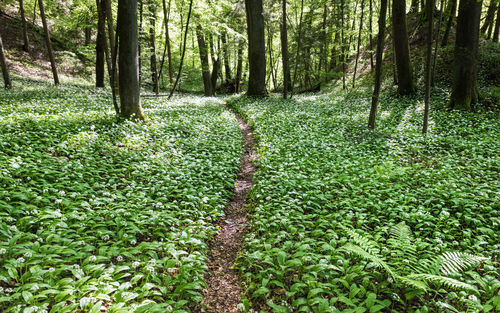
[199,106,257,312]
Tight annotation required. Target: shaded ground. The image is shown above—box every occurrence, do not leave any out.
[199,105,257,313]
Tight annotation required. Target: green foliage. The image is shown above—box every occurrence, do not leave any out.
[229,86,499,312]
[0,78,242,312]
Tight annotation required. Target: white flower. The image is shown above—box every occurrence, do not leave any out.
[146,266,154,273]
[117,256,124,262]
[31,284,39,291]
[5,288,13,293]
[102,235,110,241]
[17,257,25,263]
[55,199,62,204]
[89,255,97,262]
[0,248,6,254]
[132,261,140,268]
[58,191,66,196]
[468,295,478,301]
[24,252,32,258]
[130,240,137,245]
[202,197,209,203]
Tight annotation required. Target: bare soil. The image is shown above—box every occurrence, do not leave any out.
[198,106,257,313]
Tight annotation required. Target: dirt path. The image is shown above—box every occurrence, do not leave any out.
[198,106,257,313]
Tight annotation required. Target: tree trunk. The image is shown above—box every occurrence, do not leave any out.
[410,0,419,13]
[245,0,267,96]
[19,0,30,52]
[423,0,433,134]
[222,32,232,81]
[0,33,12,89]
[235,38,244,93]
[368,0,388,129]
[449,0,482,110]
[341,0,346,89]
[441,0,457,46]
[104,0,119,114]
[281,0,290,98]
[267,26,277,90]
[158,0,173,86]
[96,0,106,88]
[393,0,415,95]
[493,6,500,42]
[150,4,159,95]
[481,1,498,35]
[369,0,374,71]
[138,0,143,85]
[84,27,91,46]
[353,0,365,88]
[431,0,444,86]
[196,25,213,96]
[168,0,193,99]
[117,0,145,120]
[38,0,59,86]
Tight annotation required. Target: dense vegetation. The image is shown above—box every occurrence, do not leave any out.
[0,78,242,312]
[229,86,499,312]
[0,0,499,312]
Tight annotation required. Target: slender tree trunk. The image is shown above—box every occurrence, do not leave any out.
[393,0,415,95]
[0,33,12,89]
[353,0,365,88]
[96,0,106,88]
[168,0,193,99]
[159,0,173,86]
[449,0,482,110]
[281,0,290,98]
[368,0,388,129]
[235,38,244,93]
[32,0,37,25]
[369,0,374,71]
[150,4,159,95]
[481,1,498,35]
[341,0,346,89]
[291,0,304,96]
[222,32,232,81]
[118,0,145,120]
[493,6,500,42]
[441,0,457,46]
[423,0,433,134]
[410,0,419,12]
[267,26,277,90]
[245,0,267,96]
[19,0,30,52]
[104,0,119,114]
[84,27,91,46]
[431,0,444,86]
[319,4,328,76]
[38,0,59,86]
[196,25,213,96]
[138,0,144,85]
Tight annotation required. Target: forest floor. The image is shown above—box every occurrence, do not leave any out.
[200,106,257,313]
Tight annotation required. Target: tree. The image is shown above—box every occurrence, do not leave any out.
[19,0,29,52]
[392,0,415,95]
[149,3,159,95]
[38,0,59,86]
[481,1,498,38]
[494,6,500,42]
[368,0,388,129]
[117,0,145,120]
[441,0,457,46]
[0,32,12,89]
[96,0,106,88]
[280,0,290,99]
[245,0,267,97]
[423,0,433,134]
[196,24,213,96]
[353,0,366,88]
[449,0,482,110]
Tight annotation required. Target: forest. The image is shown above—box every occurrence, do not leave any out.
[0,0,499,312]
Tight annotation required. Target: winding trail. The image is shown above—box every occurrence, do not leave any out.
[199,105,257,312]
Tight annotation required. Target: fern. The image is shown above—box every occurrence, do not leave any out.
[387,222,419,274]
[406,274,477,292]
[341,243,396,279]
[439,251,488,275]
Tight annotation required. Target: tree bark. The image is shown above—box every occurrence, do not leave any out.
[245,0,267,97]
[423,0,433,134]
[104,0,119,114]
[493,6,500,42]
[158,0,173,86]
[481,1,498,35]
[117,0,145,120]
[222,32,232,81]
[368,0,388,129]
[96,0,106,88]
[19,0,30,52]
[138,0,143,85]
[0,32,12,89]
[341,0,346,89]
[38,0,59,86]
[281,0,290,98]
[196,25,213,96]
[353,0,365,88]
[235,37,244,93]
[369,0,374,71]
[449,0,482,110]
[393,0,415,95]
[441,0,457,46]
[150,4,159,95]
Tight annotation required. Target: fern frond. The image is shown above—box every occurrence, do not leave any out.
[415,255,442,275]
[390,222,412,241]
[397,275,429,291]
[388,222,418,274]
[341,243,396,279]
[440,252,489,275]
[406,274,477,292]
[339,224,381,257]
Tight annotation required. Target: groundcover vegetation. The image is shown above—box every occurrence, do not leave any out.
[229,87,499,312]
[0,79,242,312]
